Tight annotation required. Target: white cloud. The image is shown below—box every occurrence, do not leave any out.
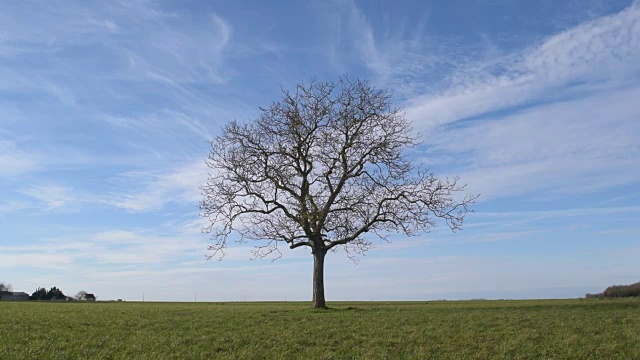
[0,252,72,270]
[389,3,640,200]
[92,230,142,244]
[113,160,209,212]
[316,0,388,75]
[0,140,37,176]
[342,1,387,75]
[134,12,232,84]
[425,86,640,199]
[477,205,640,221]
[43,81,76,107]
[10,159,214,214]
[22,185,74,209]
[3,229,207,267]
[100,109,213,140]
[0,0,235,146]
[19,183,117,211]
[404,2,640,131]
[0,201,32,214]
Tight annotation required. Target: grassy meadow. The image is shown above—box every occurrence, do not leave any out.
[0,298,638,359]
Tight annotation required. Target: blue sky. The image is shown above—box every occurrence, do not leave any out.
[1,0,639,301]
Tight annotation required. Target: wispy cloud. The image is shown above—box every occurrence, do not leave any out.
[0,252,73,270]
[0,201,32,215]
[18,183,121,212]
[22,185,75,209]
[374,2,640,200]
[0,140,37,176]
[404,2,640,130]
[1,229,207,267]
[426,87,640,199]
[0,0,235,154]
[113,160,209,212]
[7,159,212,214]
[0,1,232,83]
[100,109,214,141]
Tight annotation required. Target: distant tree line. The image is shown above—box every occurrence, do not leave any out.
[30,287,67,300]
[1,282,96,301]
[586,281,640,298]
[29,287,96,301]
[585,293,603,298]
[603,282,640,297]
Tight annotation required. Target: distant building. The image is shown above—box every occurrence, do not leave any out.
[80,293,96,301]
[0,291,29,301]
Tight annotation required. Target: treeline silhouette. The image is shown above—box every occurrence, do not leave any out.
[604,281,640,297]
[30,287,66,300]
[586,281,640,298]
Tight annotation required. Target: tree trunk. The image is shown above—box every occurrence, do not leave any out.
[311,249,327,309]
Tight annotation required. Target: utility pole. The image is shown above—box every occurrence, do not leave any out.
[142,292,145,302]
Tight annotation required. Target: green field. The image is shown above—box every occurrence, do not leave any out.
[1,299,638,359]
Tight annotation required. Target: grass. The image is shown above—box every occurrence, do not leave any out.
[0,298,639,359]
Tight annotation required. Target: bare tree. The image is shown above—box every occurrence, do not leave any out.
[200,77,477,308]
[0,282,11,292]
